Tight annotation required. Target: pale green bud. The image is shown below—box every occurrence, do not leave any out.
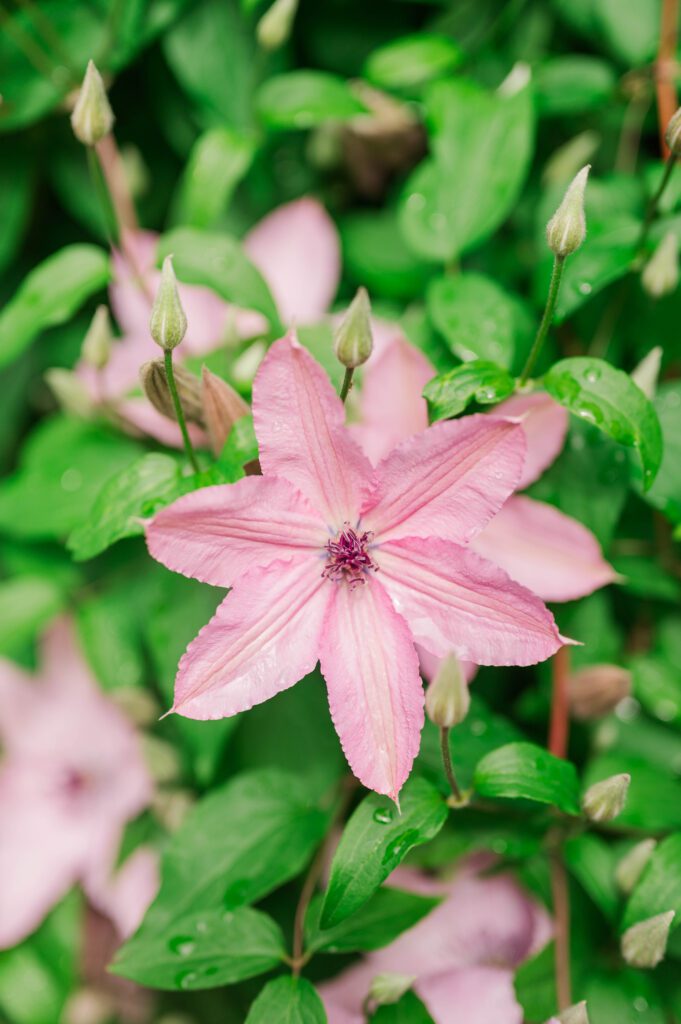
[257,0,298,51]
[150,256,187,350]
[368,973,415,1006]
[140,359,203,425]
[45,368,93,418]
[621,910,675,969]
[615,839,657,894]
[665,106,681,157]
[558,1001,590,1024]
[334,287,373,369]
[81,305,112,369]
[70,60,114,147]
[546,165,590,257]
[232,340,266,386]
[425,652,470,729]
[142,736,182,784]
[631,347,663,400]
[582,772,630,823]
[641,231,679,298]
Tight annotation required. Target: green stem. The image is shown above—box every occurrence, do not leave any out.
[86,146,120,247]
[339,367,354,403]
[440,727,463,804]
[519,254,565,386]
[164,349,200,473]
[638,154,677,252]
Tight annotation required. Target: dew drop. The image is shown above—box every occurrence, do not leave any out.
[176,970,200,990]
[373,807,394,825]
[633,997,649,1013]
[584,367,601,383]
[169,936,196,956]
[578,281,592,294]
[195,920,208,934]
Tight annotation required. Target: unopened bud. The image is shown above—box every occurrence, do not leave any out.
[368,973,415,1006]
[582,773,630,823]
[615,839,657,894]
[140,359,204,425]
[256,0,298,50]
[546,165,590,257]
[150,256,187,350]
[152,788,194,832]
[631,347,663,400]
[45,368,93,418]
[142,736,182,784]
[232,340,266,386]
[425,652,470,729]
[641,231,679,298]
[621,910,675,969]
[62,988,114,1024]
[665,106,681,156]
[110,686,159,727]
[568,664,631,720]
[558,1001,590,1024]
[81,305,112,369]
[70,60,114,146]
[201,367,250,455]
[334,287,373,369]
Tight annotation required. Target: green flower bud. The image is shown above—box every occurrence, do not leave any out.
[150,256,187,351]
[425,652,470,729]
[44,368,93,418]
[140,359,204,425]
[70,60,114,147]
[665,106,681,157]
[641,231,679,298]
[631,347,663,400]
[546,165,590,257]
[615,839,657,894]
[582,772,630,823]
[257,0,298,51]
[334,287,373,369]
[621,910,675,969]
[81,305,113,369]
[558,1001,590,1024]
[368,973,415,1007]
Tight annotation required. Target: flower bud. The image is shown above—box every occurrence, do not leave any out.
[621,910,675,969]
[62,988,113,1024]
[546,165,590,258]
[45,369,93,418]
[201,367,250,455]
[665,106,681,157]
[631,347,663,400]
[70,60,114,147]
[81,305,112,369]
[615,839,657,894]
[256,0,298,50]
[582,773,630,823]
[150,256,187,351]
[568,664,631,721]
[368,973,415,1006]
[334,287,373,369]
[425,652,470,729]
[558,1001,590,1024]
[641,231,679,298]
[140,359,204,425]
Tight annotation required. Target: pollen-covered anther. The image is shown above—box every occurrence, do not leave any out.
[322,524,378,589]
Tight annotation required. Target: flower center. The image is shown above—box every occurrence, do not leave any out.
[322,525,378,589]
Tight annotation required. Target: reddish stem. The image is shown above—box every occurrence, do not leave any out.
[550,852,572,1011]
[548,646,570,759]
[655,0,679,158]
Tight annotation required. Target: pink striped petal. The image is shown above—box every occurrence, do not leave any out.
[319,579,423,799]
[245,198,341,324]
[147,476,326,588]
[418,966,522,1024]
[253,333,374,526]
[173,557,328,719]
[376,537,566,666]
[363,416,526,546]
[472,496,617,602]
[494,392,568,489]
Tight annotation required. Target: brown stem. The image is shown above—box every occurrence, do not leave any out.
[550,851,572,1011]
[95,134,139,235]
[655,0,679,158]
[548,646,570,759]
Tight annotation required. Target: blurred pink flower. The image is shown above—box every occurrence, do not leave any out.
[320,857,552,1024]
[147,333,567,798]
[0,619,152,949]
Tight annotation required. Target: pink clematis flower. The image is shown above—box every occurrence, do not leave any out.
[319,856,552,1024]
[76,197,341,446]
[354,328,617,603]
[146,333,567,798]
[0,618,152,949]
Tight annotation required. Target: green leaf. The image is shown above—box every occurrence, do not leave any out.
[564,833,620,921]
[370,991,435,1023]
[641,382,681,523]
[535,56,616,116]
[305,887,440,954]
[113,905,285,990]
[0,575,66,658]
[321,777,447,928]
[423,361,515,422]
[584,968,666,1024]
[427,274,516,367]
[364,34,462,92]
[400,76,534,262]
[544,356,662,488]
[614,557,681,603]
[0,148,33,275]
[340,210,436,302]
[172,127,255,228]
[632,654,681,725]
[77,579,148,691]
[217,415,259,481]
[549,219,639,321]
[474,742,581,814]
[158,228,281,331]
[623,833,681,932]
[257,71,367,129]
[0,245,110,369]
[514,944,556,1023]
[245,976,327,1024]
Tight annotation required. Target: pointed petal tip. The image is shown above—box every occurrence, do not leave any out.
[159,706,176,721]
[560,634,582,648]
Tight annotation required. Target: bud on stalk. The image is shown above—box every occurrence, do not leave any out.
[71,60,114,147]
[334,287,373,369]
[621,910,675,969]
[45,368,93,418]
[567,664,631,720]
[558,1001,590,1024]
[641,231,679,298]
[81,305,113,369]
[367,973,415,1007]
[150,256,188,351]
[140,359,204,426]
[615,839,656,894]
[665,106,681,157]
[546,165,590,257]
[201,367,250,455]
[581,773,630,823]
[425,653,470,729]
[257,0,298,50]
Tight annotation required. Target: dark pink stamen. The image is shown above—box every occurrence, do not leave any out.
[322,524,378,589]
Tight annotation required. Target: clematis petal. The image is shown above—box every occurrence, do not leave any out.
[472,496,617,602]
[494,392,568,489]
[319,579,423,799]
[244,197,341,324]
[376,537,566,666]
[147,476,326,588]
[418,966,523,1024]
[253,333,375,526]
[363,415,525,545]
[173,557,328,719]
[117,396,209,449]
